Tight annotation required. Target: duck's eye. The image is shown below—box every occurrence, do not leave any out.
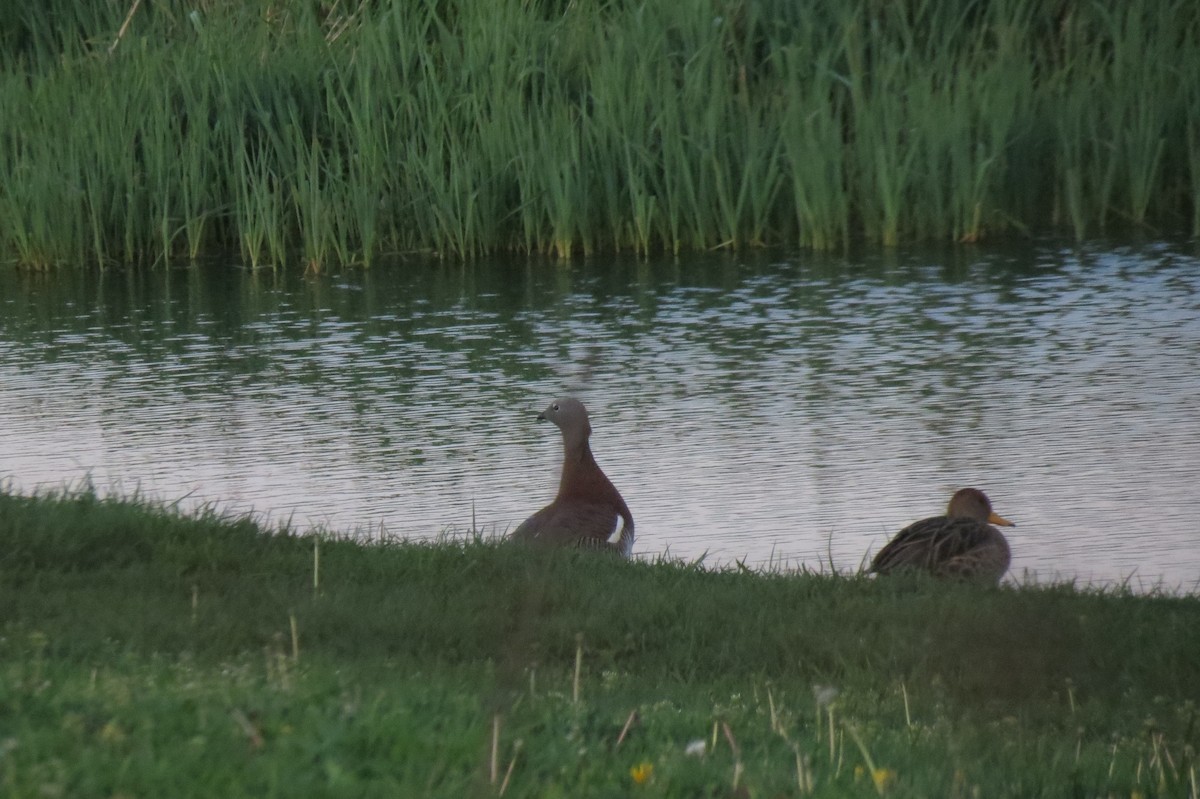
[551,403,560,411]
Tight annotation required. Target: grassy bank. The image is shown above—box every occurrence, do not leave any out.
[3,486,1199,796]
[2,0,1199,268]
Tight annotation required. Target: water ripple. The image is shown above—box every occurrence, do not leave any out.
[2,242,1199,591]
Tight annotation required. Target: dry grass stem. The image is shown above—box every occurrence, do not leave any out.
[615,709,639,749]
[490,714,501,784]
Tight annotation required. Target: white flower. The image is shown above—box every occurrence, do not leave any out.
[685,739,707,757]
[812,684,839,707]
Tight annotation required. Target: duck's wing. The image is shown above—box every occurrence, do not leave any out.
[934,525,1010,582]
[871,516,945,573]
[872,516,1008,581]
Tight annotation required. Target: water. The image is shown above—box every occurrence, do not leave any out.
[3,241,1199,592]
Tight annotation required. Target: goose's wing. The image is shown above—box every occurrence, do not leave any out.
[510,501,623,547]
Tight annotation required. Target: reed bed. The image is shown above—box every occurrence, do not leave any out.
[2,0,1198,268]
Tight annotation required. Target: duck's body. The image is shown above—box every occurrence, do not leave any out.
[510,398,634,556]
[870,488,1014,583]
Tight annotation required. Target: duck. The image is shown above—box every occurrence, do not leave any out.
[509,397,635,556]
[870,487,1014,583]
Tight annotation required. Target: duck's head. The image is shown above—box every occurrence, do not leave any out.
[946,487,1014,527]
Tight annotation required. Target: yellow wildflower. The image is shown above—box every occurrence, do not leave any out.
[871,767,897,793]
[630,761,654,785]
[98,721,126,744]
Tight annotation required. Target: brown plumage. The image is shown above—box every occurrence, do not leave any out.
[510,397,634,556]
[870,488,1015,583]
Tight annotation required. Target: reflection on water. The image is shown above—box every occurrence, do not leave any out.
[2,241,1199,592]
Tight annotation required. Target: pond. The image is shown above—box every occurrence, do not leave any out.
[2,240,1198,592]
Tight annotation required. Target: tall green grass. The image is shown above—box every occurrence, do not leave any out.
[1,0,1198,268]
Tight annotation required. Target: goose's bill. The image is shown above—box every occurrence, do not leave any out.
[988,511,1015,527]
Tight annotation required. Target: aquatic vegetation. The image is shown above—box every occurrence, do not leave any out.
[2,0,1198,267]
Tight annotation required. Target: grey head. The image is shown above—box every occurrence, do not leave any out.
[537,397,592,441]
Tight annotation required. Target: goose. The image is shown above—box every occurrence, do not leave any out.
[510,397,634,556]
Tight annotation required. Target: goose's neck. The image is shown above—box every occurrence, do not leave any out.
[556,435,601,498]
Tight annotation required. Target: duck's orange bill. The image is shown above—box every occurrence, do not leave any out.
[988,512,1015,527]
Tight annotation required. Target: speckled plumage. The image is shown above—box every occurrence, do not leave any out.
[870,488,1014,583]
